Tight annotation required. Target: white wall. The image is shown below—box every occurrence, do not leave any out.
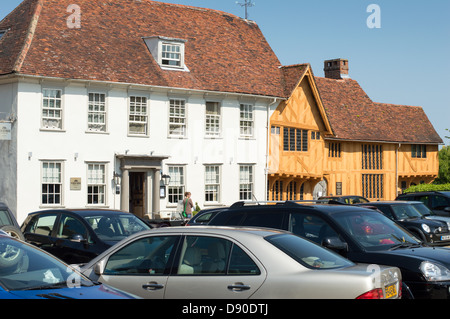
[13,79,278,223]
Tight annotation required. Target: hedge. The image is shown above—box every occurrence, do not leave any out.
[403,183,450,194]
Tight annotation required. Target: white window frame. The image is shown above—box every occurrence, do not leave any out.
[161,42,183,68]
[41,161,63,206]
[87,163,107,206]
[168,166,185,205]
[128,95,149,136]
[240,103,254,137]
[41,88,63,130]
[239,165,254,201]
[87,92,107,132]
[205,101,221,137]
[205,165,221,203]
[168,99,187,137]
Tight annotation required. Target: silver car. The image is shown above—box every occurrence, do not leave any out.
[81,226,401,299]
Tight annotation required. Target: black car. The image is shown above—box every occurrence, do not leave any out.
[318,195,369,204]
[357,201,450,246]
[0,202,24,240]
[203,200,450,299]
[21,209,151,264]
[396,191,450,217]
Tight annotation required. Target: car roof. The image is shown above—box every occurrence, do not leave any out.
[27,208,133,217]
[130,225,291,238]
[223,201,373,216]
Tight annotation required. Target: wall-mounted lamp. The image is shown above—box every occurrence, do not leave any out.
[28,152,32,160]
[161,174,171,186]
[113,171,122,195]
[74,152,79,161]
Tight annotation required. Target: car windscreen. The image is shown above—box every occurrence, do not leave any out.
[411,203,433,216]
[83,213,150,241]
[331,210,420,251]
[391,204,422,220]
[265,233,355,269]
[0,237,93,291]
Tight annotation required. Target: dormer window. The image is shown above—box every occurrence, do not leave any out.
[143,36,188,71]
[162,43,182,67]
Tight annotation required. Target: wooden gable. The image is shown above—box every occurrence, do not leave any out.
[269,65,332,178]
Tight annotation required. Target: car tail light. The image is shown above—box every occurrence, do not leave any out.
[356,288,384,299]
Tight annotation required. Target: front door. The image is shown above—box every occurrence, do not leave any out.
[129,172,146,219]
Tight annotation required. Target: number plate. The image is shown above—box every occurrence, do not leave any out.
[385,284,397,299]
[441,235,450,241]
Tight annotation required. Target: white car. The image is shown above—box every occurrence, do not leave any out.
[81,226,401,299]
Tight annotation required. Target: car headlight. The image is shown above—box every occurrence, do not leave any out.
[420,261,450,281]
[421,224,431,233]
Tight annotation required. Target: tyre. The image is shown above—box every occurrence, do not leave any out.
[1,225,25,241]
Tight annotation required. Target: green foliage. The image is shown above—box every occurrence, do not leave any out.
[404,183,450,194]
[435,146,450,184]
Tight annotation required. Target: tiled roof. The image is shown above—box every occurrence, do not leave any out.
[314,76,443,144]
[0,0,442,145]
[280,64,309,97]
[0,0,285,97]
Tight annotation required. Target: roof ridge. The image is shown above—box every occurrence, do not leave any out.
[12,0,43,73]
[147,0,249,22]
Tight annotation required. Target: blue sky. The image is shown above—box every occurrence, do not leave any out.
[1,0,449,145]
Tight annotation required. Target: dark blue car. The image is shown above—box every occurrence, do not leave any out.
[21,209,151,264]
[0,233,136,299]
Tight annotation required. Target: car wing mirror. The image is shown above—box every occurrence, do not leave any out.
[322,236,348,251]
[70,234,87,243]
[94,259,106,276]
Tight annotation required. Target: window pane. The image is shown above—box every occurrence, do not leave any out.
[104,236,178,275]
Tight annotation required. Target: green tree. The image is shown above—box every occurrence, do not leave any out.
[435,145,450,184]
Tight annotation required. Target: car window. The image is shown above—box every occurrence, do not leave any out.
[416,195,430,206]
[83,214,149,241]
[375,206,395,219]
[57,215,88,240]
[431,195,450,209]
[24,214,58,236]
[289,213,339,245]
[177,236,260,276]
[0,210,13,227]
[240,211,284,229]
[266,234,354,269]
[194,212,216,224]
[104,236,179,275]
[332,211,420,251]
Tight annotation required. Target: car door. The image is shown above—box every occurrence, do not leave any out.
[52,214,94,264]
[164,235,266,299]
[96,235,180,299]
[22,213,59,255]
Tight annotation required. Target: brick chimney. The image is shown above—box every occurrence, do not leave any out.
[324,58,349,79]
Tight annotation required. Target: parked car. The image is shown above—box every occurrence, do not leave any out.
[356,201,450,246]
[0,233,136,299]
[202,200,450,299]
[21,209,151,264]
[409,201,450,228]
[396,191,450,217]
[319,195,369,204]
[0,202,24,240]
[81,226,401,299]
